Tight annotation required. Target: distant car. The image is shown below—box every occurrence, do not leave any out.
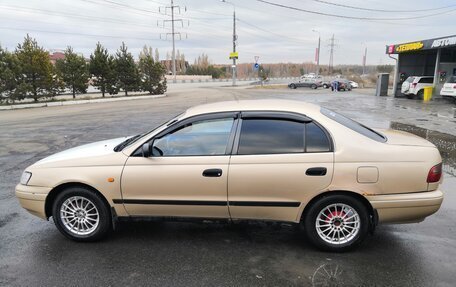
[440,76,456,102]
[401,76,434,99]
[349,81,359,88]
[289,77,322,89]
[331,79,352,91]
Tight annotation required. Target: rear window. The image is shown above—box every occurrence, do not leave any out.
[418,77,434,84]
[321,108,387,142]
[405,76,415,83]
[447,76,456,83]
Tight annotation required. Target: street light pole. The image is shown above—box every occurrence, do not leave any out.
[312,29,320,77]
[222,0,236,86]
[171,0,176,83]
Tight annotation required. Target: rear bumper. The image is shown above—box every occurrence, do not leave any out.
[440,91,456,97]
[15,184,51,220]
[366,190,443,224]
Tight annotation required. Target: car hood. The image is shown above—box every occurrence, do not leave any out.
[378,129,435,147]
[34,137,130,166]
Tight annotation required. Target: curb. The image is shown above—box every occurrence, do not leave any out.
[0,94,166,110]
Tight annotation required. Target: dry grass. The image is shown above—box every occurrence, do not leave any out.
[249,84,288,90]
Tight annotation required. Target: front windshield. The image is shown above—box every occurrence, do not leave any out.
[114,112,184,152]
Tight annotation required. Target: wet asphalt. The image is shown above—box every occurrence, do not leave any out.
[0,85,455,286]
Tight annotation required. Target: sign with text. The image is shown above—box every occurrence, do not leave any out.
[387,34,456,54]
[229,52,238,59]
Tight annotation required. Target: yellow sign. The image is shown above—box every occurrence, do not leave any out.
[229,52,238,59]
[395,42,424,53]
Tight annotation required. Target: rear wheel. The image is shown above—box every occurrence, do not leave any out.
[416,90,424,100]
[323,84,328,89]
[289,83,296,89]
[52,186,111,241]
[405,94,414,99]
[303,194,369,252]
[311,84,317,89]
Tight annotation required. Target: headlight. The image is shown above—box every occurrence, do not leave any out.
[20,171,32,185]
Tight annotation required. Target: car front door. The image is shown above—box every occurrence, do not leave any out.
[119,112,238,219]
[227,112,334,222]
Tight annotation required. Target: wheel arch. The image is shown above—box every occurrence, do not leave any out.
[45,182,111,219]
[300,190,376,228]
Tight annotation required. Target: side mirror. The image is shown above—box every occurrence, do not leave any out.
[142,142,151,157]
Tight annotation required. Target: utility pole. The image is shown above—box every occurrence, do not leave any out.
[222,0,237,86]
[159,1,188,83]
[328,34,335,75]
[312,29,320,77]
[362,46,367,75]
[232,9,237,86]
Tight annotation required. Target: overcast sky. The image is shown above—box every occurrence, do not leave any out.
[0,0,455,66]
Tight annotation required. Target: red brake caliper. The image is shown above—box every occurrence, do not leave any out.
[325,209,346,226]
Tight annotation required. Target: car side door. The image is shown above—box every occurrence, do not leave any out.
[227,112,334,222]
[119,112,238,219]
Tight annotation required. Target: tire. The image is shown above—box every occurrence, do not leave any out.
[311,84,317,89]
[52,186,111,242]
[303,194,369,252]
[289,84,296,89]
[416,90,424,100]
[405,94,414,99]
[323,84,328,89]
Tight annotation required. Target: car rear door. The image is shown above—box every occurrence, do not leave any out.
[119,112,238,218]
[227,112,334,222]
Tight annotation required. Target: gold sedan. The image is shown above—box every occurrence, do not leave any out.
[16,100,443,251]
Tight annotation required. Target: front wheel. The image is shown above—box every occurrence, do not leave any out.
[289,84,296,89]
[52,187,111,241]
[303,194,369,252]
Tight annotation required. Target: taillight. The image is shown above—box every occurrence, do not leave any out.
[412,83,417,88]
[427,163,442,183]
[453,85,456,89]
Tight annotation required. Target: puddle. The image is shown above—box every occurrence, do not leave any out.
[390,122,456,177]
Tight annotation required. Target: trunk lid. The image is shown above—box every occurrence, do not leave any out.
[376,129,435,147]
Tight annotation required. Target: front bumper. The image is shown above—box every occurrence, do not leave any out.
[366,190,443,224]
[15,184,51,219]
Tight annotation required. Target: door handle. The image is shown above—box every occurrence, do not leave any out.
[306,167,327,176]
[202,168,223,177]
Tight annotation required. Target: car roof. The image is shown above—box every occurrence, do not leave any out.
[184,99,322,118]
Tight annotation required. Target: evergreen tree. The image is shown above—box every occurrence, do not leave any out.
[106,55,119,95]
[15,34,60,101]
[114,42,139,96]
[56,47,89,99]
[0,46,19,103]
[89,42,110,97]
[138,45,167,95]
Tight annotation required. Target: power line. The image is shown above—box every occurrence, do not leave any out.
[238,18,310,45]
[310,0,456,13]
[255,0,456,21]
[0,26,157,42]
[0,5,167,29]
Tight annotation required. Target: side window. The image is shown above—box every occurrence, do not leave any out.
[306,122,331,152]
[237,119,305,155]
[419,77,433,84]
[153,118,234,156]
